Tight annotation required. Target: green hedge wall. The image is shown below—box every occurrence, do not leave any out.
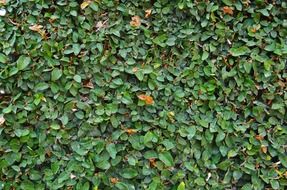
[1,0,287,189]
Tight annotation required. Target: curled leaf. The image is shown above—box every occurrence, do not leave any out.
[138,94,154,105]
[130,16,141,27]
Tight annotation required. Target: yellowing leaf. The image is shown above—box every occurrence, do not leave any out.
[130,16,141,27]
[177,182,185,190]
[138,94,154,105]
[81,1,91,10]
[261,145,267,154]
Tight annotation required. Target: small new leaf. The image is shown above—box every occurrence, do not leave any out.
[17,56,31,70]
[159,151,174,167]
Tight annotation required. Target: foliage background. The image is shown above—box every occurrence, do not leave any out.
[0,0,287,189]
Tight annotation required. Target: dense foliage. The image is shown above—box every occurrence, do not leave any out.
[1,0,287,189]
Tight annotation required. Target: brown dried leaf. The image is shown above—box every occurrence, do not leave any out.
[132,67,138,73]
[145,9,152,18]
[149,158,157,168]
[0,115,5,126]
[250,28,257,33]
[83,80,94,89]
[29,24,47,39]
[255,135,264,141]
[0,0,6,5]
[243,0,251,6]
[138,94,154,105]
[130,16,141,27]
[125,128,137,135]
[96,21,104,29]
[222,6,234,15]
[110,177,119,184]
[70,173,77,179]
[29,24,43,32]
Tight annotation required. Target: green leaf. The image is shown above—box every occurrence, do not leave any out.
[51,68,63,81]
[153,34,167,47]
[159,151,174,167]
[222,0,233,6]
[166,36,176,46]
[50,123,61,130]
[218,160,231,170]
[96,160,110,170]
[20,181,35,190]
[186,127,196,139]
[270,180,279,189]
[0,53,7,63]
[3,105,13,114]
[195,177,206,186]
[73,75,82,83]
[120,168,138,179]
[73,44,81,55]
[106,143,117,159]
[227,149,237,158]
[17,56,31,70]
[201,51,209,61]
[135,71,144,81]
[144,131,156,144]
[35,82,49,91]
[14,129,30,137]
[229,46,250,56]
